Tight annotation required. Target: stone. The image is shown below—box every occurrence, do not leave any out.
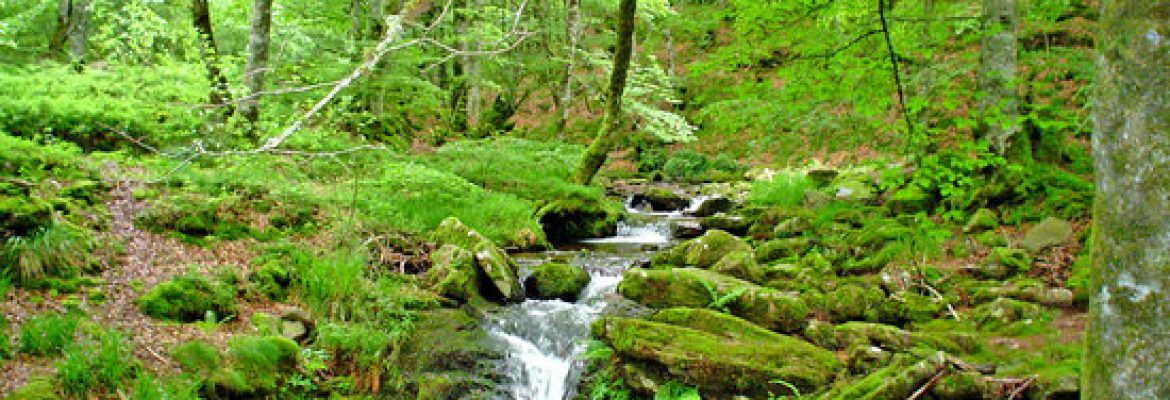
[710,250,766,283]
[423,245,481,303]
[756,237,813,263]
[1019,217,1074,253]
[595,314,841,398]
[632,188,689,212]
[524,262,591,302]
[963,208,1000,233]
[535,199,622,242]
[699,215,751,236]
[826,284,885,323]
[691,196,735,217]
[806,168,839,187]
[472,241,525,303]
[672,219,704,239]
[980,247,1031,279]
[618,268,809,333]
[280,308,314,343]
[834,179,876,204]
[973,297,1047,329]
[652,229,752,268]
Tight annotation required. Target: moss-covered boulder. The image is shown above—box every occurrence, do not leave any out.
[692,196,734,217]
[137,273,237,322]
[755,237,813,263]
[524,262,591,302]
[1019,217,1074,253]
[432,217,491,250]
[699,215,751,236]
[535,199,621,242]
[652,229,752,268]
[618,268,808,333]
[396,309,503,398]
[973,297,1047,330]
[632,188,689,212]
[877,292,941,325]
[710,250,766,283]
[963,208,1000,233]
[886,185,934,215]
[431,218,524,303]
[825,284,885,323]
[594,314,841,398]
[423,245,481,303]
[980,247,1031,279]
[472,241,524,303]
[833,179,876,204]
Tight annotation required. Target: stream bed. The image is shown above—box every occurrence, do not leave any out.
[485,199,691,399]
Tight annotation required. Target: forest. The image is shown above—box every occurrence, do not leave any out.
[0,0,1167,399]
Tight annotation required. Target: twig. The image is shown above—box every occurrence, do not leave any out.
[908,368,949,400]
[145,345,170,365]
[878,0,915,137]
[1007,376,1036,399]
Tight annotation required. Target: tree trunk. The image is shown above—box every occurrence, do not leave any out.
[1084,0,1170,398]
[48,0,71,56]
[977,0,1021,156]
[465,0,482,131]
[350,0,363,41]
[556,0,582,137]
[240,0,274,129]
[192,0,232,110]
[571,0,635,185]
[66,0,89,71]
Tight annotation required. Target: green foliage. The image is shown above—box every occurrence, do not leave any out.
[228,335,301,378]
[315,322,395,371]
[0,315,10,360]
[57,330,139,398]
[662,150,709,180]
[137,273,237,323]
[700,279,748,313]
[172,340,222,376]
[292,249,367,320]
[0,65,205,150]
[423,137,602,202]
[654,381,701,400]
[586,368,632,400]
[130,373,202,400]
[2,221,97,284]
[18,313,79,356]
[749,172,812,207]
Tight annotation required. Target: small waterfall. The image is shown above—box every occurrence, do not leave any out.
[487,203,678,399]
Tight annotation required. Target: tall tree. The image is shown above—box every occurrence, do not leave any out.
[1084,0,1170,397]
[240,0,275,128]
[556,0,582,135]
[571,0,635,185]
[977,0,1020,157]
[52,0,90,71]
[48,0,71,56]
[192,0,232,110]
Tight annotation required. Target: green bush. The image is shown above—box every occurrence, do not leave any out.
[137,273,237,322]
[748,172,812,207]
[248,261,292,301]
[18,314,79,356]
[662,150,710,179]
[57,331,138,397]
[2,221,97,284]
[294,249,368,320]
[315,322,396,371]
[223,335,301,393]
[172,340,222,376]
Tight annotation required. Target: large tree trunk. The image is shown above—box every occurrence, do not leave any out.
[48,0,71,56]
[66,0,89,71]
[1084,0,1170,397]
[556,0,583,137]
[240,0,274,129]
[192,0,232,110]
[571,0,635,185]
[465,0,482,131]
[977,0,1021,157]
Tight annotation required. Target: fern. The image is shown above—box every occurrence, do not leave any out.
[700,279,747,313]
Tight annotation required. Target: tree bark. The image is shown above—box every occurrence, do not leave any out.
[66,0,89,71]
[240,0,274,128]
[1084,1,1170,398]
[571,0,635,185]
[49,0,71,56]
[465,0,483,130]
[977,0,1020,156]
[556,0,582,137]
[192,0,232,110]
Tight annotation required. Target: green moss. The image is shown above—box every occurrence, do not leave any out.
[395,309,502,396]
[963,208,1000,233]
[423,245,481,303]
[535,198,622,243]
[886,185,934,215]
[755,237,812,263]
[710,250,765,283]
[877,292,941,325]
[525,262,591,302]
[247,262,291,301]
[472,240,524,303]
[595,316,841,398]
[618,268,809,333]
[172,340,221,375]
[7,376,61,400]
[826,284,884,323]
[137,273,237,322]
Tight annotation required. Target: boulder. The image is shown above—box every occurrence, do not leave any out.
[632,188,689,212]
[535,199,622,242]
[979,247,1031,279]
[699,215,751,236]
[834,179,876,204]
[594,313,841,398]
[710,250,766,283]
[618,268,809,333]
[524,263,591,302]
[423,245,481,303]
[431,217,490,250]
[756,237,812,263]
[652,229,752,268]
[431,218,525,303]
[973,298,1047,329]
[826,284,885,323]
[1020,217,1074,253]
[472,241,525,303]
[691,196,735,217]
[672,219,705,239]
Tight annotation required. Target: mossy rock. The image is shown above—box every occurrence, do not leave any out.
[834,322,911,351]
[172,340,222,375]
[7,376,61,400]
[710,250,766,284]
[137,273,237,322]
[247,262,291,301]
[833,179,876,204]
[803,319,839,349]
[472,241,524,303]
[771,216,809,239]
[535,198,622,242]
[431,218,524,303]
[431,217,491,250]
[618,268,809,333]
[825,284,885,323]
[699,215,751,236]
[594,315,841,398]
[755,237,813,263]
[692,196,734,217]
[684,229,752,268]
[877,292,941,325]
[397,309,503,397]
[423,245,481,303]
[973,297,1048,330]
[886,185,934,215]
[524,262,591,302]
[1019,217,1074,253]
[963,208,1000,233]
[846,342,894,373]
[632,188,689,212]
[929,371,996,399]
[979,247,1031,279]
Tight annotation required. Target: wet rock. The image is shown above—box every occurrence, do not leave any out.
[756,237,813,263]
[472,241,525,303]
[431,218,525,303]
[423,245,481,303]
[1019,217,1074,253]
[963,208,1000,233]
[699,215,751,236]
[618,268,809,333]
[397,309,504,397]
[595,313,841,398]
[632,188,689,212]
[691,196,734,217]
[806,168,839,187]
[672,219,704,239]
[524,262,591,302]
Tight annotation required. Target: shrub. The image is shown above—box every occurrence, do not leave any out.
[423,137,602,202]
[748,173,812,207]
[315,322,395,372]
[137,273,237,322]
[0,315,10,359]
[172,340,222,376]
[662,150,710,179]
[225,335,301,391]
[294,249,367,320]
[57,331,138,397]
[248,262,292,301]
[18,314,79,356]
[2,221,97,285]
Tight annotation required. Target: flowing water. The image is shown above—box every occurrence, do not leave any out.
[485,197,695,399]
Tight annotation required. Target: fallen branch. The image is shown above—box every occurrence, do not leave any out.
[908,368,949,400]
